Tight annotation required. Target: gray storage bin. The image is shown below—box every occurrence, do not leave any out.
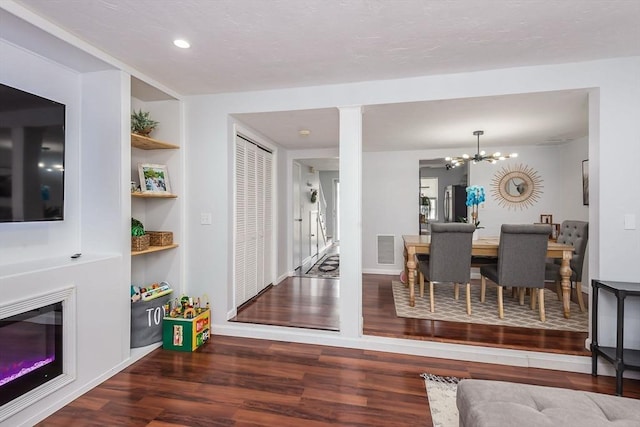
[130,294,171,348]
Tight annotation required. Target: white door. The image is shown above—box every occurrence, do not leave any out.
[292,162,303,273]
[309,210,319,258]
[234,135,273,307]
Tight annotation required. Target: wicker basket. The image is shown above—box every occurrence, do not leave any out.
[147,231,173,246]
[131,234,150,252]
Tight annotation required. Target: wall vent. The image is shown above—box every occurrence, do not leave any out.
[377,235,395,265]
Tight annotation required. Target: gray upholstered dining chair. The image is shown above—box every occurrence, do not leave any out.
[480,224,551,321]
[545,220,589,312]
[417,222,475,315]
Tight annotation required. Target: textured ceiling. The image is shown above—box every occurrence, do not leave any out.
[6,0,639,165]
[13,0,640,95]
[234,89,588,151]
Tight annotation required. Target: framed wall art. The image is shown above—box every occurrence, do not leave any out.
[138,163,171,194]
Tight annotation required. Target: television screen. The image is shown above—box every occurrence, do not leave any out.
[0,83,65,222]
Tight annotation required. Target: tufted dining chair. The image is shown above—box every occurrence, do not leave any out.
[545,220,589,312]
[417,222,475,315]
[480,224,551,321]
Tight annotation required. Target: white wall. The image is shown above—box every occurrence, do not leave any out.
[362,141,588,273]
[467,142,588,239]
[0,40,82,264]
[0,34,131,427]
[185,56,640,355]
[1,255,125,427]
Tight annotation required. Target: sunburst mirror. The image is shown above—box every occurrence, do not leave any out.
[491,163,543,210]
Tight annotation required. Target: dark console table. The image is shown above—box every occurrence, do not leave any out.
[591,279,640,396]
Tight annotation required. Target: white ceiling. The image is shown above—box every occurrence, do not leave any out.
[14,0,640,95]
[7,0,640,167]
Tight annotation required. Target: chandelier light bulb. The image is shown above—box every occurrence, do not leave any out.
[511,153,518,158]
[462,154,469,159]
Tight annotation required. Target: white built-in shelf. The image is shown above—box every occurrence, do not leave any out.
[131,133,179,150]
[131,243,179,257]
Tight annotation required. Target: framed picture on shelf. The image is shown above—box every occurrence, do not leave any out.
[551,223,561,240]
[138,163,171,194]
[540,214,553,224]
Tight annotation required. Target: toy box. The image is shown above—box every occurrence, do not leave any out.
[162,309,210,352]
[130,293,171,348]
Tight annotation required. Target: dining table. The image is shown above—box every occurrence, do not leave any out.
[402,235,576,318]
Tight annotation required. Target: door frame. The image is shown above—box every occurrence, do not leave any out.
[292,161,303,273]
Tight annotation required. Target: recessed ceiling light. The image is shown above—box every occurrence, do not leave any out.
[299,129,311,136]
[173,39,190,49]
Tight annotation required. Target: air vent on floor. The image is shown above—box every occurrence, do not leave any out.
[377,235,395,265]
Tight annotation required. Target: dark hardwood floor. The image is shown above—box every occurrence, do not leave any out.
[233,273,590,355]
[363,274,590,355]
[231,276,340,331]
[39,335,640,426]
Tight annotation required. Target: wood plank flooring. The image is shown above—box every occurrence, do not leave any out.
[233,273,589,355]
[39,335,640,426]
[231,276,340,331]
[363,274,590,355]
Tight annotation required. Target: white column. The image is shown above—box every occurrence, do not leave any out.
[338,106,362,338]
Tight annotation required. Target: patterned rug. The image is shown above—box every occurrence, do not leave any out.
[305,253,339,278]
[392,281,588,332]
[422,373,459,427]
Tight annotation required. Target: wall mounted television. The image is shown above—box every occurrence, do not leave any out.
[0,83,65,223]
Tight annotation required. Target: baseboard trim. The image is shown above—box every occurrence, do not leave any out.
[213,321,595,375]
[18,354,142,427]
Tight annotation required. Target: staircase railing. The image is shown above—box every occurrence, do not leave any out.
[317,185,329,247]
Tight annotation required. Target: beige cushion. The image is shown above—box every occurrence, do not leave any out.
[457,379,640,427]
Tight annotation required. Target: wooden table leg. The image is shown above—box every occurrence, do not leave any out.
[403,246,409,287]
[560,250,572,318]
[407,246,416,307]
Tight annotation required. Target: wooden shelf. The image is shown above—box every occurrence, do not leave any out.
[132,243,179,256]
[131,133,180,150]
[132,192,177,199]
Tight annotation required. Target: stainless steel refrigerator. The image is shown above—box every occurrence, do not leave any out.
[444,185,467,222]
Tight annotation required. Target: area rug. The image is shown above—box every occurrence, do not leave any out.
[305,253,339,278]
[392,281,588,332]
[422,373,459,427]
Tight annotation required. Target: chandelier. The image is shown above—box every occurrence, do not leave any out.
[445,130,517,170]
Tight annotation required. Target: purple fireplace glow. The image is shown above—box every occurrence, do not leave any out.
[0,302,63,407]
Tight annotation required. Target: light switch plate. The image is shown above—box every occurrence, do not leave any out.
[624,214,636,230]
[200,213,212,225]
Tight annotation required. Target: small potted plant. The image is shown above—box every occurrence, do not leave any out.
[131,217,150,252]
[131,109,159,137]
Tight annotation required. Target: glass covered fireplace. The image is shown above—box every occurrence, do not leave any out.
[0,302,63,407]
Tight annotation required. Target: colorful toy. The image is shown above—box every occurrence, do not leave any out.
[131,285,141,302]
[141,282,173,301]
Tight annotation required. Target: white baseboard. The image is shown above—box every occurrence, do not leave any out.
[17,348,154,427]
[213,321,595,375]
[362,268,402,276]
